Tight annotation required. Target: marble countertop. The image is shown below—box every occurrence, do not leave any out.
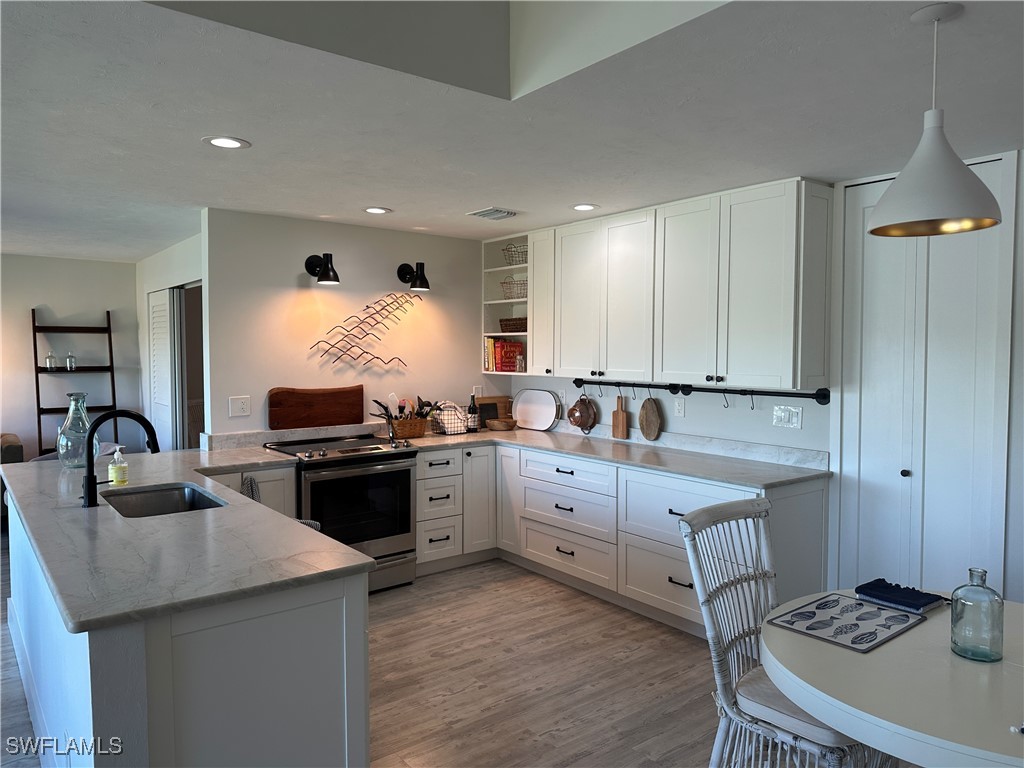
[406,430,830,490]
[0,448,373,634]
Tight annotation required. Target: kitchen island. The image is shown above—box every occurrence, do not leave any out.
[1,449,372,768]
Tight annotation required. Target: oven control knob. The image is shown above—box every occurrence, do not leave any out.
[403,440,412,448]
[318,449,328,457]
[304,450,314,459]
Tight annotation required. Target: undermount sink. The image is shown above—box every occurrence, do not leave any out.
[101,482,225,518]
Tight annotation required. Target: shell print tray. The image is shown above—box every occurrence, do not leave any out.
[768,593,926,653]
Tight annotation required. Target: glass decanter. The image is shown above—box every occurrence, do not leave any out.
[56,392,101,469]
[951,567,1003,662]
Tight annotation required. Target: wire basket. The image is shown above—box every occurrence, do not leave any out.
[431,406,468,435]
[501,275,528,300]
[502,242,528,266]
[499,316,527,333]
[391,418,427,439]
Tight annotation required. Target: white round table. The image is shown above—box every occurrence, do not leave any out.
[761,592,1023,767]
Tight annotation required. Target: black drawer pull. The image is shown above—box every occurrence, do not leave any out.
[668,577,694,589]
[428,460,451,467]
[667,508,685,517]
[554,503,574,513]
[428,494,451,502]
[428,535,451,544]
[555,546,575,557]
[555,468,575,475]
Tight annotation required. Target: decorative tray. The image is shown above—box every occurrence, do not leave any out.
[767,593,926,653]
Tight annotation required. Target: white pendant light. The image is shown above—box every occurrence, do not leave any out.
[868,3,1001,237]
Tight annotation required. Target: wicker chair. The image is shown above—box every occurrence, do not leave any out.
[678,498,895,768]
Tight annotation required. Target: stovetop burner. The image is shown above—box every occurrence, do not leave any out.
[264,434,416,463]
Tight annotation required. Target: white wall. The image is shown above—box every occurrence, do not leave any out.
[202,209,485,434]
[0,254,143,458]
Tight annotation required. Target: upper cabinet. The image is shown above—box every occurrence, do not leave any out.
[553,211,655,380]
[482,235,530,374]
[655,179,832,389]
[526,229,555,375]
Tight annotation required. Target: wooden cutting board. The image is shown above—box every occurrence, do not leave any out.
[268,385,364,429]
[639,397,662,441]
[612,395,629,439]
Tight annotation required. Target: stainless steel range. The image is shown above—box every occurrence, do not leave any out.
[264,434,418,592]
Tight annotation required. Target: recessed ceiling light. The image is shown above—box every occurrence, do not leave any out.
[201,136,252,149]
[573,203,599,212]
[365,207,392,215]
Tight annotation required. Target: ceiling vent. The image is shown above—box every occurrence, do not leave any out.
[466,206,518,221]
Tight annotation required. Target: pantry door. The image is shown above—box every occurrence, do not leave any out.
[147,287,184,452]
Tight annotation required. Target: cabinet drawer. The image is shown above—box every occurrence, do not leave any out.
[416,516,463,563]
[520,450,616,496]
[521,518,616,590]
[522,478,616,543]
[618,469,754,546]
[618,533,702,624]
[416,449,463,479]
[416,476,462,522]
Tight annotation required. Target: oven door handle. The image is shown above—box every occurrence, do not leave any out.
[302,458,417,482]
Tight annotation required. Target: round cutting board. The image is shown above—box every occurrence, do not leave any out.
[638,397,662,441]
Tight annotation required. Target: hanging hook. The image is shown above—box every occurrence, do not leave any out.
[616,385,622,400]
[631,385,637,401]
[749,394,755,411]
[722,392,730,409]
[597,382,604,398]
[648,386,653,399]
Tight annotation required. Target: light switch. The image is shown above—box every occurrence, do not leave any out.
[772,405,802,429]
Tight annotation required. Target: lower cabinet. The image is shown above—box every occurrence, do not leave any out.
[497,446,523,553]
[617,533,701,624]
[414,445,496,565]
[521,518,616,591]
[208,466,296,519]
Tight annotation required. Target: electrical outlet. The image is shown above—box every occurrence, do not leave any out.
[674,398,684,417]
[772,405,803,429]
[557,389,566,403]
[228,395,251,417]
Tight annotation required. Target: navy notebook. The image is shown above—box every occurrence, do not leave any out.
[855,578,946,614]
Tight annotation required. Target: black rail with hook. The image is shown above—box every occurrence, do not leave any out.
[571,377,830,405]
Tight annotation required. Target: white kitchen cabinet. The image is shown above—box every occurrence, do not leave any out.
[618,533,701,624]
[837,154,1016,593]
[416,475,462,522]
[553,212,655,380]
[482,235,529,374]
[207,466,296,519]
[462,446,496,553]
[519,449,617,496]
[521,517,617,591]
[417,449,463,479]
[522,479,617,543]
[497,446,524,553]
[527,229,555,375]
[654,179,832,389]
[416,516,463,563]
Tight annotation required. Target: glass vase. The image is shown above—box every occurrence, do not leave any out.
[951,567,1003,662]
[56,392,101,469]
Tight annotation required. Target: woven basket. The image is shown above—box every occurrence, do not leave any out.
[501,275,528,300]
[499,316,527,333]
[502,242,528,266]
[391,418,427,439]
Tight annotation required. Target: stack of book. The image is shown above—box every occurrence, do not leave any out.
[483,338,524,372]
[855,578,947,614]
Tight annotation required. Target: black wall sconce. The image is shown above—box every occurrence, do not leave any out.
[397,262,430,291]
[305,253,340,285]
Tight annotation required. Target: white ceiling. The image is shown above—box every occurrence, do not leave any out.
[2,1,1022,263]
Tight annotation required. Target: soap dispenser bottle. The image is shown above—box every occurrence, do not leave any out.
[108,445,128,487]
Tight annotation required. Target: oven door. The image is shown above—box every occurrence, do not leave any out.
[301,458,416,560]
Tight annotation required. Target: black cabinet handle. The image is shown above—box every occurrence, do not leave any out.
[555,467,575,475]
[554,503,574,513]
[466,451,472,457]
[716,375,724,383]
[598,371,605,377]
[705,375,714,382]
[590,370,598,376]
[667,508,685,517]
[900,469,911,477]
[428,535,451,544]
[428,460,451,467]
[428,494,451,502]
[555,546,575,557]
[545,368,552,374]
[668,576,694,589]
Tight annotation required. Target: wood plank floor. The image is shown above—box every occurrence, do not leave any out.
[1,530,718,768]
[369,560,717,767]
